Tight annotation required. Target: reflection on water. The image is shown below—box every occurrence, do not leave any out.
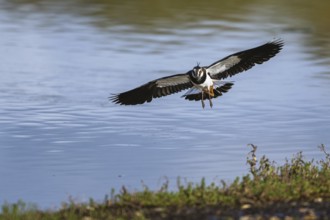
[0,0,330,208]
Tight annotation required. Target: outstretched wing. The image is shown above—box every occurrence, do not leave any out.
[183,82,234,101]
[110,73,193,105]
[206,39,284,80]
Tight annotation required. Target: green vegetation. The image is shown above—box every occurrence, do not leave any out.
[1,145,330,220]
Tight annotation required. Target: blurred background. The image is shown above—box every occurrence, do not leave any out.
[0,0,330,209]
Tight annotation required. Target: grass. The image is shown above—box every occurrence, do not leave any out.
[1,145,330,219]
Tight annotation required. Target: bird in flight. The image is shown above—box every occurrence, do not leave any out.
[111,39,283,108]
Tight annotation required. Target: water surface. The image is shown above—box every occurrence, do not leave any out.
[0,0,330,208]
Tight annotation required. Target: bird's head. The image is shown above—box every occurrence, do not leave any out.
[192,64,206,80]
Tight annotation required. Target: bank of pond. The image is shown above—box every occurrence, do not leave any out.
[1,145,329,220]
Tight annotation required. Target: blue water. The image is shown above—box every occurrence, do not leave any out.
[0,0,330,208]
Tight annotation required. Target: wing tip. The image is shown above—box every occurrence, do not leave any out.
[109,92,151,105]
[269,38,285,49]
[109,93,123,105]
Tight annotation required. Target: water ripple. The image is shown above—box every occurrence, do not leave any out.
[1,0,330,208]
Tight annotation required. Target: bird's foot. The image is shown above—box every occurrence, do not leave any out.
[209,99,213,108]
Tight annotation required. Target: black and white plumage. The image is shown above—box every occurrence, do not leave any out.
[111,39,284,108]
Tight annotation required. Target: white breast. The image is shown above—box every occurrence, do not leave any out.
[194,73,213,90]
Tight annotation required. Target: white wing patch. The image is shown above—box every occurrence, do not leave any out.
[207,56,241,75]
[213,80,234,87]
[156,75,190,87]
[181,87,201,97]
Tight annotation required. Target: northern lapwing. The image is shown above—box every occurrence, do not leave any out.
[111,39,283,108]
